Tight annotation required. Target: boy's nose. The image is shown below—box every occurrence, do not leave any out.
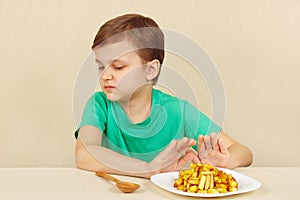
[102,74,113,80]
[102,67,113,80]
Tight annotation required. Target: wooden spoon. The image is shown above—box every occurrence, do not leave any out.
[95,171,140,193]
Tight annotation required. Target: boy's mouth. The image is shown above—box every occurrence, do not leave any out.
[104,85,116,92]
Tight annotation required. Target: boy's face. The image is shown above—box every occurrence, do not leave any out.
[93,39,149,102]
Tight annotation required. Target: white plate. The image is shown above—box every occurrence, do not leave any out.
[150,168,261,197]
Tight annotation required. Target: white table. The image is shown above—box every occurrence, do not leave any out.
[0,167,299,200]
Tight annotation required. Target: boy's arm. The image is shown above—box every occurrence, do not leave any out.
[220,131,253,168]
[75,125,198,178]
[75,125,154,178]
[75,136,155,178]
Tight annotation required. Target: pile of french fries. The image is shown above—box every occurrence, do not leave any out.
[173,163,238,194]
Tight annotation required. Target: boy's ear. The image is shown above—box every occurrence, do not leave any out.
[146,59,160,82]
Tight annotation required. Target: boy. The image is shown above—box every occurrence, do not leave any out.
[74,14,252,178]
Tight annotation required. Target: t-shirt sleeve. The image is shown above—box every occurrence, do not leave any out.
[74,92,108,139]
[183,101,221,141]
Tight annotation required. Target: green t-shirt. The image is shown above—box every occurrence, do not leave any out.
[74,89,221,162]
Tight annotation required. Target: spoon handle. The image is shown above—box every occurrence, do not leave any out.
[96,171,121,184]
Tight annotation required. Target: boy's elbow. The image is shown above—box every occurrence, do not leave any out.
[75,147,98,172]
[247,149,254,166]
[75,139,93,171]
[75,145,87,170]
[75,159,89,171]
[243,147,253,167]
[75,139,106,172]
[75,150,84,169]
[75,160,84,170]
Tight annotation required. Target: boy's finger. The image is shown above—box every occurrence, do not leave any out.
[176,150,197,169]
[198,135,211,160]
[218,138,228,154]
[187,149,201,163]
[190,138,196,146]
[210,132,217,149]
[174,138,186,153]
[156,140,177,162]
[183,137,196,147]
[197,135,204,153]
[176,137,195,154]
[165,140,176,153]
[198,135,208,159]
[204,135,212,152]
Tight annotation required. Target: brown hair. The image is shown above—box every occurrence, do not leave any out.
[92,14,164,82]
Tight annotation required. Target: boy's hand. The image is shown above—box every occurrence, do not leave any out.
[197,133,231,168]
[148,137,200,173]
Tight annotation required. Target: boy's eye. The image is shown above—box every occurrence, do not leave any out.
[114,66,125,70]
[97,66,105,71]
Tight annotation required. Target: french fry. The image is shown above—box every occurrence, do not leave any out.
[198,174,206,190]
[177,185,185,190]
[188,185,198,193]
[208,188,219,194]
[197,190,207,194]
[210,174,214,189]
[188,177,200,185]
[216,187,227,193]
[229,180,238,187]
[229,187,238,192]
[204,173,211,190]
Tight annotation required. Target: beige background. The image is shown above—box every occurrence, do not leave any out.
[1,0,299,167]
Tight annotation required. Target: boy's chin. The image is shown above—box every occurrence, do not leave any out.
[105,93,116,101]
[104,91,133,103]
[105,92,122,102]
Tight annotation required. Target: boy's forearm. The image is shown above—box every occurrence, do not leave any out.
[75,138,157,178]
[228,144,253,169]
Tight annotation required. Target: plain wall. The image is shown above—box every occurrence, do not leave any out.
[1,0,299,167]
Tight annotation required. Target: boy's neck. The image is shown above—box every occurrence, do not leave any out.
[119,85,153,124]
